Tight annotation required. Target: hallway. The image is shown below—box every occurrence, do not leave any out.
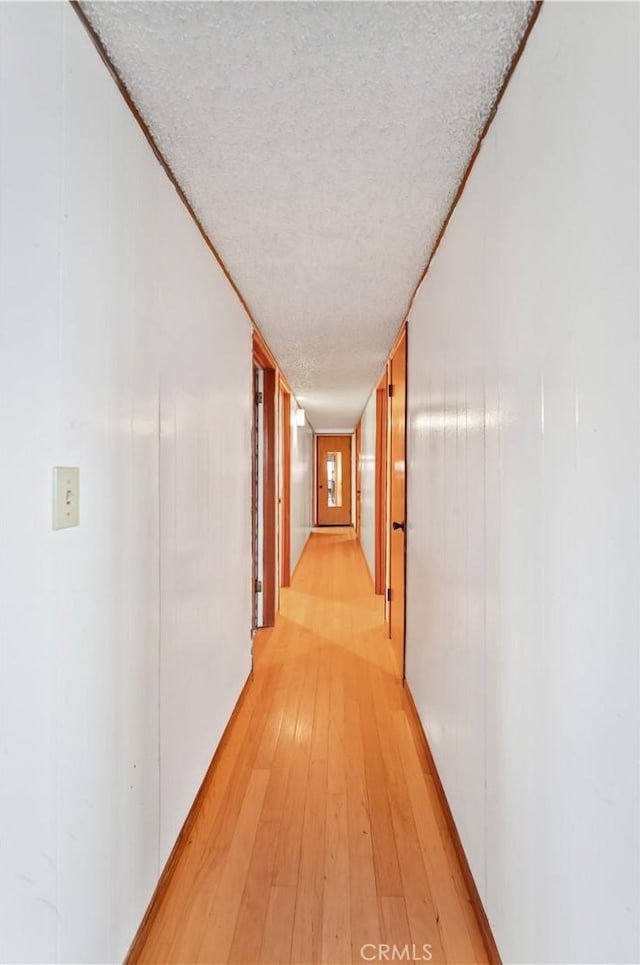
[1,4,638,962]
[133,530,488,964]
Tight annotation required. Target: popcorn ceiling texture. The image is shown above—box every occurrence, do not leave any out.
[82,1,533,430]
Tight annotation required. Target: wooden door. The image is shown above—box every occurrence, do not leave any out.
[317,435,352,526]
[374,383,387,595]
[389,330,407,677]
[252,368,264,628]
[355,422,362,535]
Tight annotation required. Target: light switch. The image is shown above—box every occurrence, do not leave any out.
[53,467,79,530]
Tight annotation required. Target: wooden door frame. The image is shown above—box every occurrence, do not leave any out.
[387,323,408,678]
[253,332,277,627]
[355,422,362,536]
[251,366,260,632]
[374,374,388,596]
[280,385,291,588]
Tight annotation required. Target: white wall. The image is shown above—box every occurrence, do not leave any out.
[406,5,639,964]
[0,5,252,963]
[291,417,313,571]
[359,392,376,580]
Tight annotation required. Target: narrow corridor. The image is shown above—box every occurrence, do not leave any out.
[133,530,488,964]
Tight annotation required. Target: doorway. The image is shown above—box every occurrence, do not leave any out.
[280,385,291,588]
[316,435,352,526]
[374,377,387,596]
[253,367,265,628]
[355,421,362,536]
[252,333,277,629]
[388,329,407,678]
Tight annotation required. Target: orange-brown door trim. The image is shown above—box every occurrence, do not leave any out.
[252,329,278,628]
[280,388,291,588]
[388,325,407,679]
[374,382,387,596]
[355,422,362,536]
[253,329,278,371]
[401,323,409,678]
[261,369,277,626]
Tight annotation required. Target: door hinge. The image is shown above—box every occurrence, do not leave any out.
[386,587,391,602]
[388,383,394,398]
[255,579,263,593]
[256,391,263,404]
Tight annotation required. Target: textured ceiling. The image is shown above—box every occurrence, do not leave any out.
[82,1,533,430]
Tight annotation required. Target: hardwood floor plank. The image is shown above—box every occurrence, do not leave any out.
[260,885,297,964]
[310,644,332,763]
[291,756,328,965]
[271,646,318,888]
[322,790,352,964]
[359,690,405,898]
[377,896,412,951]
[259,651,308,824]
[226,816,280,964]
[345,698,381,963]
[253,659,293,770]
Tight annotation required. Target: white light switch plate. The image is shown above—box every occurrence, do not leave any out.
[53,467,79,530]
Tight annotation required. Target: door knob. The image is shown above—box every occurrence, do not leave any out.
[392,520,405,532]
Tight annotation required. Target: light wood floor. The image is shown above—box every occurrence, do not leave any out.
[133,530,489,965]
